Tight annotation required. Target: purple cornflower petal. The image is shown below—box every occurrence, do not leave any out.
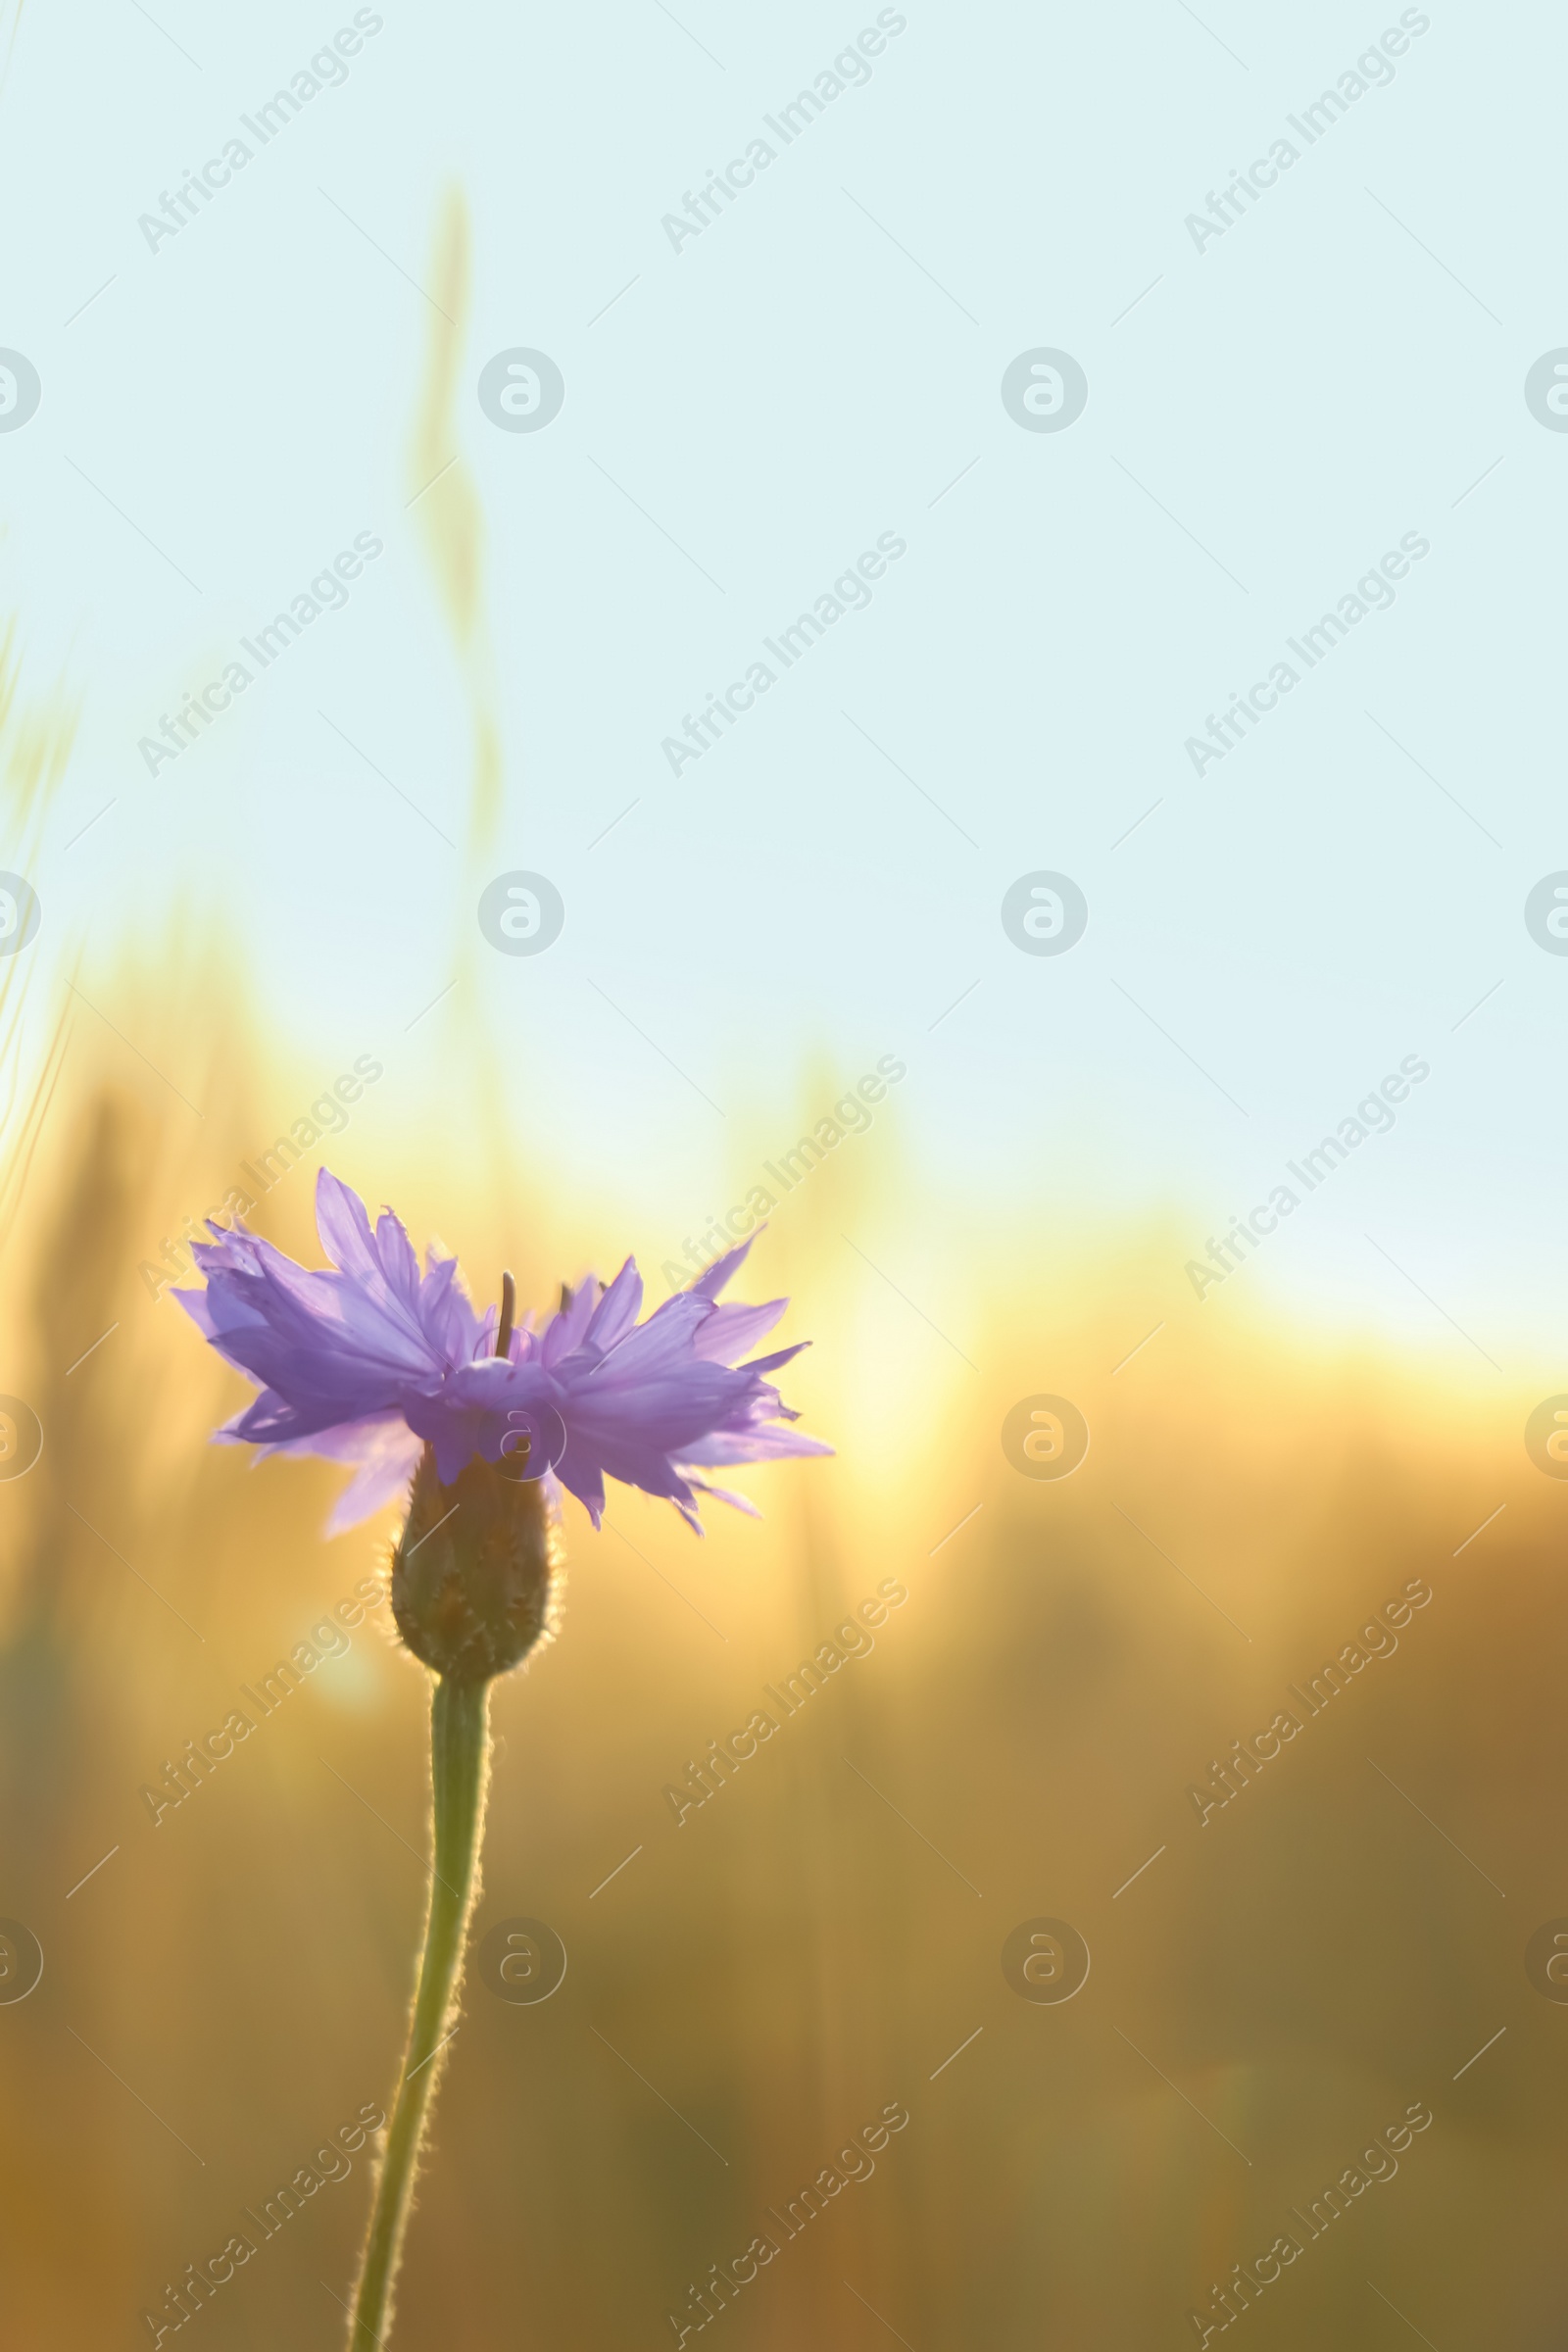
[272,1414,426,1536]
[175,1169,829,1533]
[691,1298,789,1363]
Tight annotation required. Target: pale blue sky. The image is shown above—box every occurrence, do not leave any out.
[5,0,1565,1365]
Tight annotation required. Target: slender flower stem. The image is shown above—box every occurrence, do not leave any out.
[349,1673,491,2349]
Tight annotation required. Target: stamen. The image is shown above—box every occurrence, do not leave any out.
[495,1271,515,1358]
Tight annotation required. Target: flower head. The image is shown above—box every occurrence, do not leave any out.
[175,1168,829,1537]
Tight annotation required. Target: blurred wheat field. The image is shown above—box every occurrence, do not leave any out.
[2,979,1565,2352]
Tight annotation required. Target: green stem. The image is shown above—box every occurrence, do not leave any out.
[349,1673,491,2350]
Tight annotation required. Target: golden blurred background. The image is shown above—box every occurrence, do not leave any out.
[5,189,1566,2352]
[2,933,1566,2349]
